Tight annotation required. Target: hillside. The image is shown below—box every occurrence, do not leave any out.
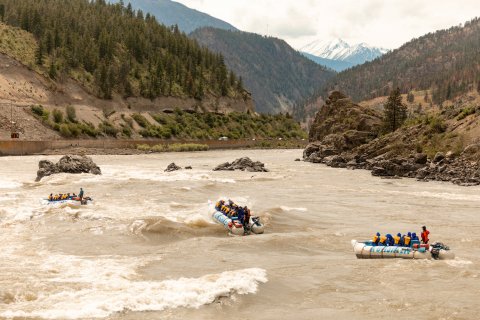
[110,0,237,33]
[300,52,352,72]
[319,18,480,104]
[191,27,335,114]
[304,90,480,186]
[0,0,246,102]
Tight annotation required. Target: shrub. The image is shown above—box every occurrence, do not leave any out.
[66,105,77,122]
[31,105,44,116]
[52,109,64,123]
[132,113,149,128]
[68,123,81,137]
[456,106,476,121]
[136,144,151,151]
[59,123,71,137]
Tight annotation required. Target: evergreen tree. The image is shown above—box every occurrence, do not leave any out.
[383,88,407,132]
[407,91,415,103]
[35,41,44,65]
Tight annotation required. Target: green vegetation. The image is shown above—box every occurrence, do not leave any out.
[1,0,244,100]
[30,105,305,140]
[135,109,307,140]
[456,106,477,121]
[137,143,209,152]
[30,105,102,138]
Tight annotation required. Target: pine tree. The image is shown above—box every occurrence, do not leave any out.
[383,88,407,132]
[407,91,415,103]
[35,41,44,65]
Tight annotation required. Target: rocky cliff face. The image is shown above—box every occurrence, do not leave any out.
[304,91,382,161]
[304,91,480,186]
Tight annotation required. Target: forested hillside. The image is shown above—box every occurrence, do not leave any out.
[191,27,335,114]
[320,18,480,104]
[110,0,237,34]
[0,0,245,101]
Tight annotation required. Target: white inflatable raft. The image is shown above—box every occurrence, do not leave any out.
[352,240,454,260]
[212,211,265,236]
[41,198,93,207]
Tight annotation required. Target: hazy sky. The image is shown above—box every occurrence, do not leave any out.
[175,0,479,49]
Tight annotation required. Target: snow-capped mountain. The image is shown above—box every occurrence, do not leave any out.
[300,39,389,71]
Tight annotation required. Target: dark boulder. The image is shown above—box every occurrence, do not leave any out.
[433,152,445,163]
[165,163,182,172]
[414,153,428,165]
[213,157,268,172]
[35,155,101,182]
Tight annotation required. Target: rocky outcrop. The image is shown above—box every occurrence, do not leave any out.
[304,91,382,163]
[165,163,182,172]
[213,157,269,172]
[303,91,480,186]
[35,155,101,181]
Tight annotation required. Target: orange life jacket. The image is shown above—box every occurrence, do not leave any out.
[404,236,411,246]
[372,235,379,243]
[393,235,401,244]
[379,235,387,244]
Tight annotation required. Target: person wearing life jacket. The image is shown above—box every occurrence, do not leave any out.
[411,232,419,241]
[378,234,387,246]
[53,194,59,201]
[79,188,84,200]
[244,206,251,226]
[386,234,394,246]
[372,232,381,245]
[48,193,53,201]
[237,207,245,226]
[421,226,430,244]
[215,200,225,211]
[403,232,412,246]
[393,233,402,246]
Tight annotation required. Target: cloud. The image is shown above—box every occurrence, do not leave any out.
[176,0,480,49]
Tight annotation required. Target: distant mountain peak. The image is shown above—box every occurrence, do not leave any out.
[299,38,388,66]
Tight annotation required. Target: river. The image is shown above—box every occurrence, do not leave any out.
[0,149,479,319]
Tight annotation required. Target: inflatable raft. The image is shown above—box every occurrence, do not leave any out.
[352,240,454,260]
[212,210,265,236]
[41,198,93,206]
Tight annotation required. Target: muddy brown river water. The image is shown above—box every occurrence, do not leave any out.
[0,149,479,319]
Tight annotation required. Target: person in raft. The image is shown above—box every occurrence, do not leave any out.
[421,226,430,244]
[79,188,84,200]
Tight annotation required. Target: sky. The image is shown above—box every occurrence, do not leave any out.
[175,0,479,49]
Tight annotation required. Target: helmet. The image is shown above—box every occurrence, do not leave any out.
[412,232,417,238]
[376,232,380,236]
[422,225,426,230]
[397,233,401,237]
[408,232,411,236]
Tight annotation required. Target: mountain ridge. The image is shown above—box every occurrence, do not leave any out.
[191,27,335,114]
[110,0,237,33]
[300,38,388,71]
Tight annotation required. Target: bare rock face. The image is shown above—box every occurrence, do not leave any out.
[165,163,182,172]
[36,155,101,181]
[214,157,269,172]
[304,91,382,164]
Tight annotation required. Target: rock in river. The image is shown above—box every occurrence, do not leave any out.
[214,157,269,172]
[36,155,101,181]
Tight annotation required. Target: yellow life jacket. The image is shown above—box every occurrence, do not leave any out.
[404,236,411,246]
[393,236,400,244]
[379,235,387,244]
[372,235,379,243]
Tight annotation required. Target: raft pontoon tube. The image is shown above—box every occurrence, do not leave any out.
[42,198,93,206]
[212,210,265,236]
[351,240,455,260]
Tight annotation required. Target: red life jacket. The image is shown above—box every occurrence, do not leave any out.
[421,230,430,243]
